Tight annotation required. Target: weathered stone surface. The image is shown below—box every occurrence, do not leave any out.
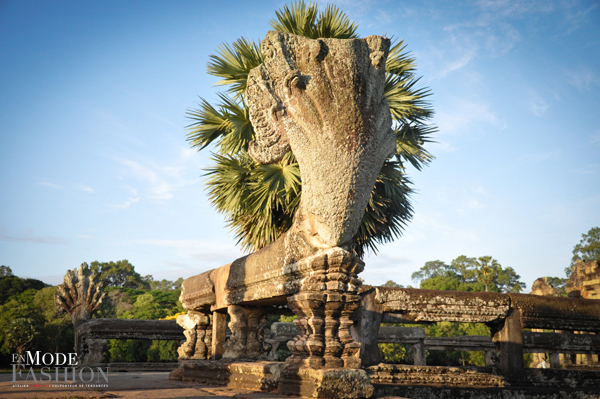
[366,364,505,387]
[179,31,395,317]
[567,260,600,299]
[374,384,600,399]
[374,287,510,323]
[77,318,185,365]
[509,293,600,331]
[55,262,105,330]
[176,311,212,360]
[171,360,284,392]
[246,31,395,248]
[279,367,374,398]
[531,277,562,297]
[223,306,271,360]
[55,263,106,358]
[78,318,184,341]
[177,32,397,376]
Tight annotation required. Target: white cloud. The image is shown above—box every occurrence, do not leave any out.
[37,182,63,189]
[531,99,551,117]
[567,68,599,92]
[111,197,140,209]
[591,130,600,144]
[0,227,67,245]
[79,185,94,193]
[435,100,498,134]
[132,238,245,266]
[114,155,201,203]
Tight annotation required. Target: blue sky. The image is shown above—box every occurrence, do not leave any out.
[1,0,598,289]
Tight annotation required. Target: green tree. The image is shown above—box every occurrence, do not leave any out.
[382,280,404,288]
[143,276,184,292]
[0,265,12,277]
[187,0,435,257]
[412,255,526,293]
[90,260,150,290]
[568,227,600,275]
[4,318,39,367]
[0,274,49,305]
[408,256,526,366]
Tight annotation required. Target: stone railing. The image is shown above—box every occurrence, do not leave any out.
[77,318,184,370]
[355,286,600,380]
[269,322,600,369]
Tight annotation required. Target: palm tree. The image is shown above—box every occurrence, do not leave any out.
[186,1,435,257]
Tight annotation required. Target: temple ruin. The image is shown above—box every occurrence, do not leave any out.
[168,31,600,398]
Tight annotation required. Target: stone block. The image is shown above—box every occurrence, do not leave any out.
[279,366,374,398]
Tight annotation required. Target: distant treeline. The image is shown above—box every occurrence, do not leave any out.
[0,261,184,368]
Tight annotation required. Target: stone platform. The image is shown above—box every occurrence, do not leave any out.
[3,370,600,398]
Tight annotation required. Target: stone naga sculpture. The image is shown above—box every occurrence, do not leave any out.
[178,31,395,370]
[55,262,106,358]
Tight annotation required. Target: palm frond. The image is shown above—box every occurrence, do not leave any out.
[204,151,301,252]
[207,38,263,98]
[270,0,358,39]
[314,3,359,39]
[351,160,414,257]
[186,94,254,155]
[394,122,436,170]
[192,3,436,257]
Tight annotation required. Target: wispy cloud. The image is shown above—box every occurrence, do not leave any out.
[111,197,140,209]
[79,185,94,193]
[113,153,201,204]
[567,68,599,92]
[591,130,600,144]
[516,150,560,162]
[435,100,498,134]
[37,182,62,189]
[531,99,551,117]
[574,163,599,175]
[132,238,245,266]
[0,228,67,245]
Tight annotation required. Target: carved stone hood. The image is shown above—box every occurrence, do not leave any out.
[246,31,396,248]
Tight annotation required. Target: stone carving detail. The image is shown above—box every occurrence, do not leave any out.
[177,31,396,372]
[55,262,106,329]
[55,262,106,357]
[567,260,600,299]
[223,306,271,360]
[177,311,212,360]
[285,248,363,369]
[83,338,107,365]
[374,287,510,323]
[246,31,396,248]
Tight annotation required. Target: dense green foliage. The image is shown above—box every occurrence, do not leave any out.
[0,287,74,368]
[187,0,435,257]
[0,266,49,305]
[90,259,150,290]
[0,263,184,367]
[568,227,600,274]
[411,255,526,293]
[380,255,527,367]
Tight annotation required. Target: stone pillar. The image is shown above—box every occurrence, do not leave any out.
[413,340,426,366]
[176,311,212,360]
[84,338,107,365]
[285,250,363,370]
[491,308,524,379]
[212,311,227,360]
[222,305,270,360]
[354,289,383,367]
[549,352,561,368]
